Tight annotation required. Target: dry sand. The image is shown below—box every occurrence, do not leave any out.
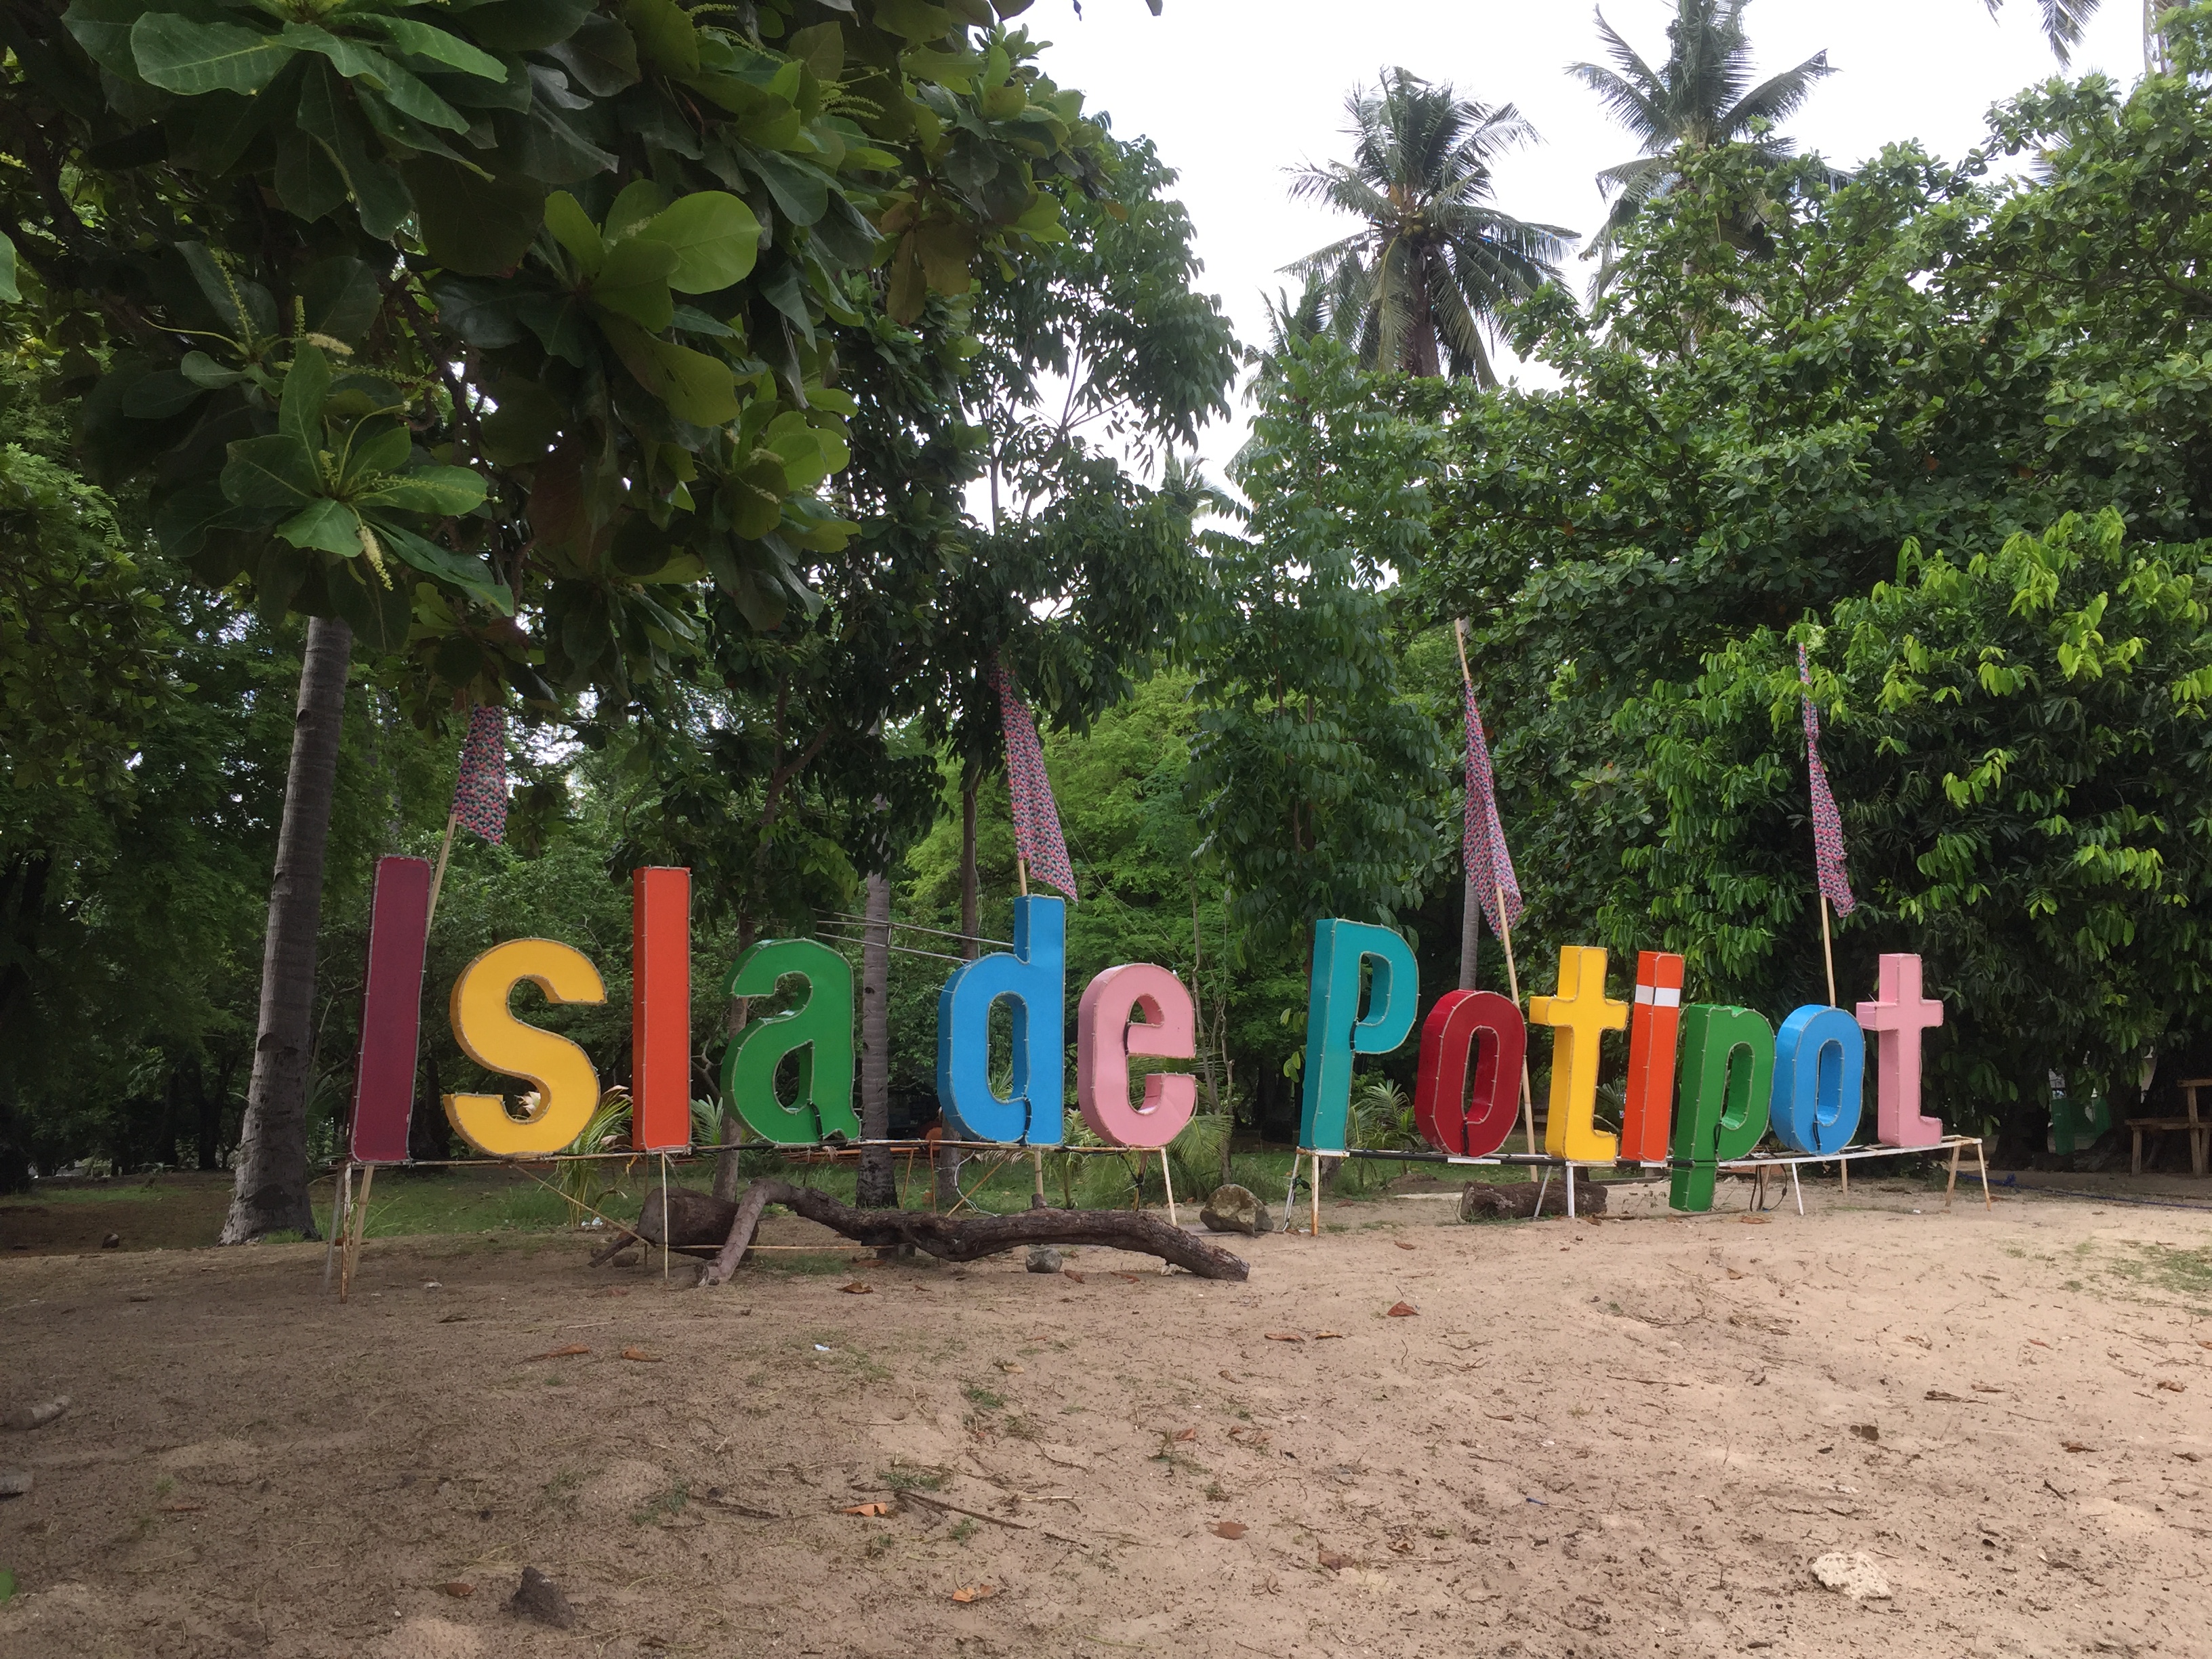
[3,1174,2210,1658]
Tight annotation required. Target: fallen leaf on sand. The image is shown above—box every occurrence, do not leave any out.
[529,1345,590,1361]
[1172,1427,1197,1442]
[1218,1370,1238,1381]
[2064,1441,2095,1453]
[2160,1379,2188,1393]
[1317,1549,1353,1572]
[622,1347,662,1363]
[1265,1331,1307,1343]
[840,1282,874,1295]
[159,1501,204,1513]
[1972,1383,2006,1393]
[1726,1268,1744,1279]
[437,1582,474,1599]
[1923,1389,1975,1403]
[1849,1424,1879,1442]
[1387,1538,1413,1554]
[1385,1302,1418,1318]
[2177,1450,2203,1462]
[996,1361,1024,1374]
[1113,1272,1140,1283]
[843,1502,892,1517]
[1313,1330,1344,1340]
[1062,1269,1086,1284]
[1739,1216,1771,1225]
[1395,1240,1417,1251]
[1484,1412,1515,1421]
[2032,1338,2051,1348]
[1212,1521,1248,1539]
[950,1584,996,1603]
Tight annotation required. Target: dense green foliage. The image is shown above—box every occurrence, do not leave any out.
[17,0,2212,1198]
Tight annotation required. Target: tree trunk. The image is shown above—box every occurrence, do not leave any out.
[1460,880,1483,991]
[712,914,756,1204]
[222,616,352,1243]
[855,872,896,1207]
[939,779,981,1208]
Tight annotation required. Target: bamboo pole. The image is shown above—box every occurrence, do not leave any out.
[1493,888,1542,1167]
[1455,620,1541,1174]
[1820,893,1837,1008]
[1159,1147,1178,1231]
[322,1163,351,1292]
[425,809,460,926]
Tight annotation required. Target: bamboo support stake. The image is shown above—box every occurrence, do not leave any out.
[1944,1140,1962,1212]
[1017,857,1029,898]
[1309,1151,1321,1237]
[322,1164,352,1292]
[1977,1136,1992,1208]
[425,809,460,926]
[340,1164,375,1302]
[660,1153,672,1282]
[1820,894,1837,1008]
[1030,1147,1046,1206]
[1494,886,1542,1168]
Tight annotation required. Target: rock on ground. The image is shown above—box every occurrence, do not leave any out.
[1201,1184,1269,1235]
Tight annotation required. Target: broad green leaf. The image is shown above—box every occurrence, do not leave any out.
[62,0,148,81]
[279,344,331,457]
[543,190,604,274]
[276,496,363,556]
[367,516,514,613]
[449,0,593,53]
[362,16,504,81]
[605,178,669,242]
[276,25,467,132]
[600,315,739,427]
[131,13,292,95]
[355,465,489,516]
[179,350,246,390]
[402,158,546,276]
[637,192,760,293]
[340,419,413,485]
[589,232,676,330]
[2,231,24,303]
[220,432,320,512]
[621,0,697,76]
[121,370,204,419]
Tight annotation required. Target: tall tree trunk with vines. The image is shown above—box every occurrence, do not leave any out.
[222,617,352,1243]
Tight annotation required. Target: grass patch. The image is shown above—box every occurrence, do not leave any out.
[632,1482,689,1526]
[962,1383,1005,1411]
[949,1518,977,1543]
[879,1466,944,1492]
[2108,1242,2212,1312]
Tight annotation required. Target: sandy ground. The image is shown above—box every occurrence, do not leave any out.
[3,1174,2211,1659]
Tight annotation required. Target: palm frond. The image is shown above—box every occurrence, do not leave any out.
[1722,52,1835,132]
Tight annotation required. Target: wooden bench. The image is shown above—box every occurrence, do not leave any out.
[2128,1076,2212,1176]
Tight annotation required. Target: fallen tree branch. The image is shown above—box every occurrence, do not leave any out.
[636,1183,1249,1284]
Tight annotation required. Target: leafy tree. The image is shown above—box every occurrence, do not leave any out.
[1405,10,2212,1145]
[1620,511,2212,1146]
[1187,338,1449,975]
[1286,68,1570,384]
[0,0,1128,1235]
[1571,0,1832,291]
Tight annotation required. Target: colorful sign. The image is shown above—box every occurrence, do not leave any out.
[351,865,1946,1213]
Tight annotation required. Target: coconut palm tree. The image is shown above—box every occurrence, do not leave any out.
[1286,68,1572,386]
[1984,0,2102,64]
[1572,0,1832,295]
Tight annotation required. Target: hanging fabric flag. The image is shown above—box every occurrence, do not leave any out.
[991,661,1078,900]
[451,705,508,845]
[1797,644,1856,917]
[1461,681,1523,939]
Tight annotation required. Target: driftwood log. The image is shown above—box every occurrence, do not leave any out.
[630,1182,1250,1284]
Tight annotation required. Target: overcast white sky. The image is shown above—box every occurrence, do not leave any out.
[1015,0,2150,485]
